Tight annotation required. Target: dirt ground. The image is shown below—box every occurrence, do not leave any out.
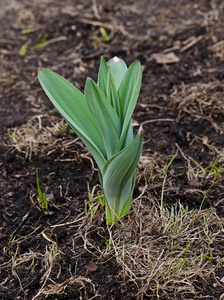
[0,0,224,299]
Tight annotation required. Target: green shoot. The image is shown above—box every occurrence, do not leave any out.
[36,168,48,210]
[106,239,112,248]
[34,36,67,50]
[200,181,216,210]
[33,33,48,48]
[8,232,14,258]
[161,149,178,211]
[42,232,58,258]
[169,205,174,224]
[93,27,111,42]
[150,164,154,177]
[99,27,111,42]
[161,240,174,277]
[7,132,15,141]
[60,291,68,296]
[87,183,105,217]
[8,233,20,261]
[18,35,27,41]
[21,28,39,34]
[38,56,143,223]
[203,214,214,247]
[18,31,67,56]
[169,206,189,227]
[30,265,37,273]
[175,240,190,272]
[164,149,178,174]
[196,251,212,261]
[204,160,224,181]
[18,39,30,56]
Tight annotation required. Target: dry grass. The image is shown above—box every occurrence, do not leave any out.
[5,114,67,158]
[4,187,223,299]
[3,115,223,298]
[2,113,224,299]
[2,233,61,299]
[74,193,224,299]
[2,244,98,300]
[170,81,224,134]
[1,150,222,299]
[1,0,224,299]
[5,114,92,163]
[110,205,223,299]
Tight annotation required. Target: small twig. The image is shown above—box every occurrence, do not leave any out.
[180,35,203,52]
[92,0,101,20]
[12,258,24,293]
[175,143,189,162]
[0,39,20,44]
[50,214,86,228]
[209,39,224,50]
[139,118,174,126]
[77,18,114,31]
[162,46,180,53]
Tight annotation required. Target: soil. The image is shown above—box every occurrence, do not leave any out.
[0,0,224,299]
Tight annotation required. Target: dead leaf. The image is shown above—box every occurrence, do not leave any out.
[62,6,79,17]
[152,52,180,64]
[85,261,98,272]
[0,233,6,240]
[188,178,202,188]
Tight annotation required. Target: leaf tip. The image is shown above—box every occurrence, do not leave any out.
[38,67,42,72]
[139,125,143,135]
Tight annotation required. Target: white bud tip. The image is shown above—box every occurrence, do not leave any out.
[112,56,121,63]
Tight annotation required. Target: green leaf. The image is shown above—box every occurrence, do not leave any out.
[106,69,121,117]
[118,61,142,151]
[104,173,134,224]
[85,78,121,159]
[66,118,106,170]
[113,119,133,154]
[36,168,42,203]
[38,68,106,170]
[97,56,108,97]
[107,57,128,90]
[112,61,142,153]
[123,120,133,147]
[102,129,143,222]
[118,60,142,126]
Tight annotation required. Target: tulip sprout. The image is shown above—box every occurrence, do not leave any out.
[38,56,143,223]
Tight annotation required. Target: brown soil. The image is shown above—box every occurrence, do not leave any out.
[0,1,224,299]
